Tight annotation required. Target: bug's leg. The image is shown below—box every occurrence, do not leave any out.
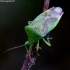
[24,41,29,52]
[47,37,53,45]
[36,41,39,53]
[45,33,53,41]
[28,21,32,24]
[35,41,42,56]
[43,38,51,46]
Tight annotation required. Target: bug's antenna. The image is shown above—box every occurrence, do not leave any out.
[4,44,24,53]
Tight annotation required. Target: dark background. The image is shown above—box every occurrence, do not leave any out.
[0,0,70,70]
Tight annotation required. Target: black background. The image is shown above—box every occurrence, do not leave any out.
[0,0,70,70]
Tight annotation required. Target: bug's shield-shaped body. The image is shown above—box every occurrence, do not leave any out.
[25,7,64,46]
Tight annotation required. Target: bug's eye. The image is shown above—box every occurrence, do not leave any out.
[29,21,32,23]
